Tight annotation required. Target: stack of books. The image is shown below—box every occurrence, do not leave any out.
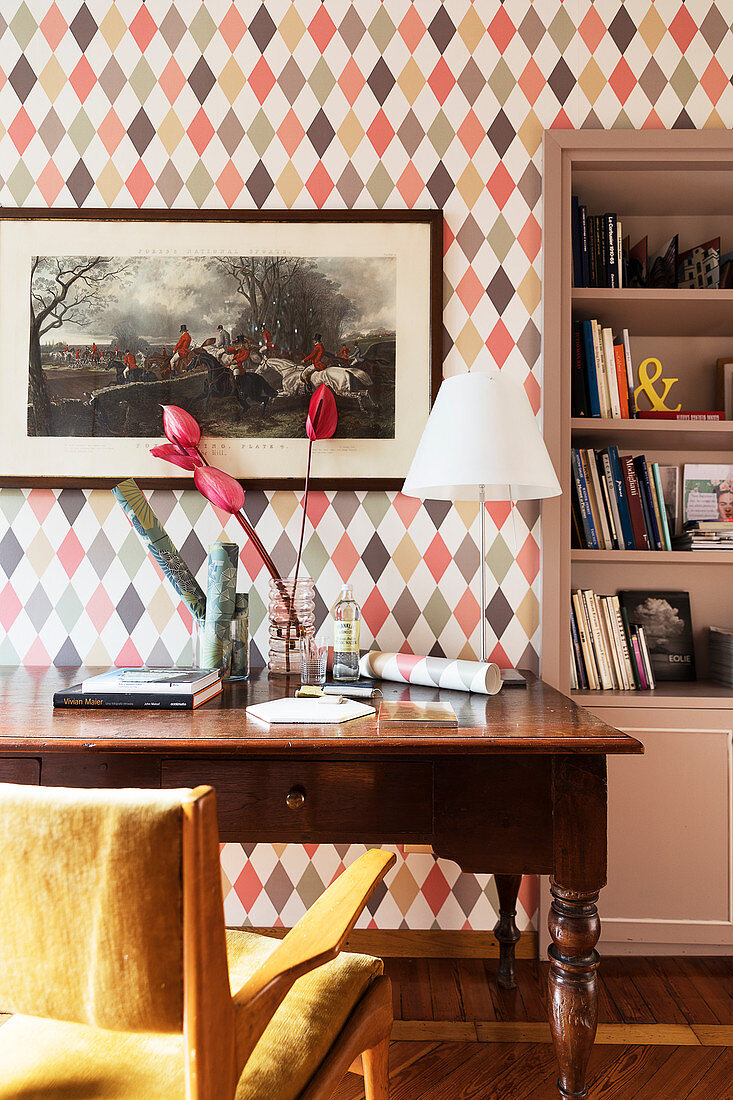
[571,200,625,288]
[571,447,673,551]
[571,320,635,419]
[709,627,733,687]
[570,590,655,692]
[53,667,223,710]
[673,521,733,552]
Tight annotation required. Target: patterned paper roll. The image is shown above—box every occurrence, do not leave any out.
[201,543,239,670]
[359,651,502,695]
[112,479,206,625]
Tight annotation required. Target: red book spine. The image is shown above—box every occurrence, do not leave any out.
[613,344,630,418]
[631,631,648,689]
[637,411,725,421]
[620,455,650,549]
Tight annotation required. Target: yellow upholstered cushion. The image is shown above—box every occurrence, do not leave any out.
[0,930,382,1100]
[0,784,187,1033]
[0,1015,184,1099]
[227,930,382,1100]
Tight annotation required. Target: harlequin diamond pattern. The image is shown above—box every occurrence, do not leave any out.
[2,0,733,934]
[0,488,542,671]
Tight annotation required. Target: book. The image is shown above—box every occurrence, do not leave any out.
[620,455,650,549]
[637,411,725,421]
[602,327,621,418]
[579,204,590,287]
[647,234,678,288]
[582,449,613,549]
[629,629,651,686]
[592,320,612,418]
[600,450,625,549]
[571,449,599,549]
[612,342,630,419]
[571,321,590,417]
[572,195,583,287]
[657,465,679,537]
[651,463,672,551]
[81,667,220,694]
[377,701,457,724]
[583,590,614,689]
[605,213,619,288]
[54,681,223,709]
[633,455,662,551]
[618,591,696,681]
[569,603,588,689]
[581,320,602,418]
[630,630,648,689]
[572,590,599,689]
[628,236,647,287]
[611,595,638,689]
[607,446,636,550]
[621,329,636,417]
[677,236,720,289]
[683,464,733,523]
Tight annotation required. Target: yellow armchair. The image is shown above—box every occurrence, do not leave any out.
[0,782,394,1099]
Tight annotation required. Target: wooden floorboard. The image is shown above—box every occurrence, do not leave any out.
[382,956,732,1026]
[330,956,733,1098]
[333,1044,731,1100]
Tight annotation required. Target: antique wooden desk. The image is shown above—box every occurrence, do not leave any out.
[0,666,642,1099]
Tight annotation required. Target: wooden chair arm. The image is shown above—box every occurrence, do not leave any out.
[230,848,395,1070]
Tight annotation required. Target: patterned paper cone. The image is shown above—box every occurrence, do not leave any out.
[359,651,502,695]
[230,592,249,680]
[201,543,239,670]
[112,479,207,625]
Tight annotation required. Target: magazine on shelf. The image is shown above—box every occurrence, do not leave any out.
[683,465,733,524]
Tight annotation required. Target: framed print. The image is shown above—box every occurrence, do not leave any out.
[0,209,442,488]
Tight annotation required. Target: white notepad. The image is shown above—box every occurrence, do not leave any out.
[246,697,375,725]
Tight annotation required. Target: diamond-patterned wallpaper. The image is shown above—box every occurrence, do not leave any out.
[1,0,731,934]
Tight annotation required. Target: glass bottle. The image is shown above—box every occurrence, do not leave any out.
[267,577,315,676]
[333,585,361,681]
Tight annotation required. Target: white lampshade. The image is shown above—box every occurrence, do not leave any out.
[403,370,561,502]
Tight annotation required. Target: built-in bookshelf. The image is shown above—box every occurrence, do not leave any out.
[541,132,733,955]
[542,131,733,707]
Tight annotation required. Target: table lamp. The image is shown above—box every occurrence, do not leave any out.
[402,369,561,667]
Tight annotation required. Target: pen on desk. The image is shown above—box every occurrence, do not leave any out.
[322,683,381,700]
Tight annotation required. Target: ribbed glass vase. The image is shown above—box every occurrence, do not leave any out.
[267,577,315,675]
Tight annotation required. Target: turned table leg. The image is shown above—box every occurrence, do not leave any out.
[547,880,601,1098]
[549,753,607,1099]
[493,873,522,989]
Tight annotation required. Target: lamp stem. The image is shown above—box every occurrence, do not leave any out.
[479,483,486,664]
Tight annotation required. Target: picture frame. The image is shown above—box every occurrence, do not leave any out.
[716,357,733,419]
[0,208,443,489]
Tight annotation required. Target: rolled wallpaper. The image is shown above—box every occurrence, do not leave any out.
[201,542,239,670]
[359,651,502,695]
[112,479,207,625]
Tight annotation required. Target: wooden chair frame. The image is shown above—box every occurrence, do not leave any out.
[182,786,395,1099]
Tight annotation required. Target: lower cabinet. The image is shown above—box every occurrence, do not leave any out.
[590,706,732,954]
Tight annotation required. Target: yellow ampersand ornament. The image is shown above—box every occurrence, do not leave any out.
[634,357,681,412]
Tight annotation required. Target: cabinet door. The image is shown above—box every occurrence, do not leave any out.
[594,708,732,952]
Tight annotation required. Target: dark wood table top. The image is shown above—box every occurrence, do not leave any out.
[0,667,643,757]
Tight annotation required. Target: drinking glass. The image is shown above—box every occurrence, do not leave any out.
[300,635,327,687]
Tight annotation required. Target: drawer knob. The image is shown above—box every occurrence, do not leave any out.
[286,785,306,811]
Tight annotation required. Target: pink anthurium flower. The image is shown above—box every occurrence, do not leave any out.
[306,383,338,441]
[149,443,202,471]
[161,405,201,448]
[193,466,245,515]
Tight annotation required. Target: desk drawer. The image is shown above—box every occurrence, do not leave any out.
[161,760,433,842]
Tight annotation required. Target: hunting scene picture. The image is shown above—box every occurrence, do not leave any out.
[27,252,397,440]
